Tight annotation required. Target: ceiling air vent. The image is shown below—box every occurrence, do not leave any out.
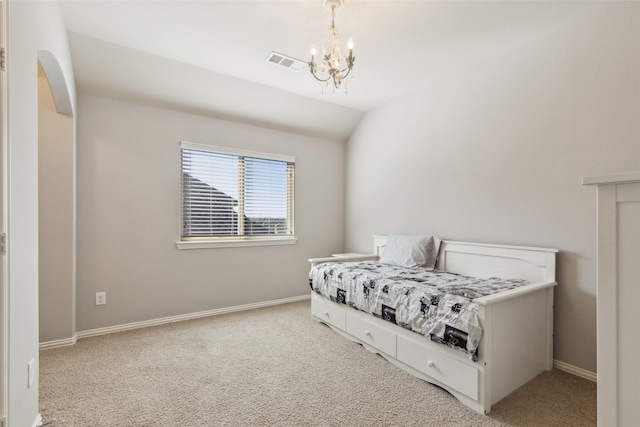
[265,52,307,72]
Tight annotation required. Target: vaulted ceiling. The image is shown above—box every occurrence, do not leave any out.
[59,1,587,141]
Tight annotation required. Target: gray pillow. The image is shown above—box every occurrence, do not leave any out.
[379,234,439,269]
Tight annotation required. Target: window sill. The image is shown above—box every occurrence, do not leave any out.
[176,237,297,250]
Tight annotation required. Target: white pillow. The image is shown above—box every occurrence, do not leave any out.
[379,234,439,269]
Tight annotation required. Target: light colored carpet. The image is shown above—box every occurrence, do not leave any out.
[40,300,595,426]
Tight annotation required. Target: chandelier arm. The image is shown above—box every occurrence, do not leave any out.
[338,69,351,80]
[337,62,354,78]
[309,70,335,83]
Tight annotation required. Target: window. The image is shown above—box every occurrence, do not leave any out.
[178,141,295,249]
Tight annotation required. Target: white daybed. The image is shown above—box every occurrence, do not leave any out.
[309,236,558,415]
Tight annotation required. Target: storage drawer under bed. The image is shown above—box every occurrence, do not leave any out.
[346,310,397,357]
[397,334,479,400]
[311,292,346,330]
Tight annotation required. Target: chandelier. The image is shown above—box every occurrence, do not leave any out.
[309,0,355,92]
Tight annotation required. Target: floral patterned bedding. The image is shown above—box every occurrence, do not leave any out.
[309,261,529,361]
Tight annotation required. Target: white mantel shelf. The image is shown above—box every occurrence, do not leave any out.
[582,171,640,186]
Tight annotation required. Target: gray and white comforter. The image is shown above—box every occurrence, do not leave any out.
[309,261,529,361]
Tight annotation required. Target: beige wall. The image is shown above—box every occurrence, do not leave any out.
[344,2,640,374]
[75,95,344,332]
[38,67,75,343]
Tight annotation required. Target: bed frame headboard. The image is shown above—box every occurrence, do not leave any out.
[372,235,557,283]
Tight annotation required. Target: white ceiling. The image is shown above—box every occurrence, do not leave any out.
[59,0,587,141]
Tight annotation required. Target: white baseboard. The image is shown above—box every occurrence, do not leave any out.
[39,335,78,350]
[553,359,597,382]
[33,413,43,427]
[76,294,311,340]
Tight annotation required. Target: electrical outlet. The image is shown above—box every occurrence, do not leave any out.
[28,358,35,388]
[96,292,106,306]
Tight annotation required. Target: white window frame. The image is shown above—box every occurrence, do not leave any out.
[177,141,297,249]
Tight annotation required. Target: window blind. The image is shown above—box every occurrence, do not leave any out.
[180,143,295,240]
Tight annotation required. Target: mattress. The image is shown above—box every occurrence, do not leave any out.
[309,261,529,361]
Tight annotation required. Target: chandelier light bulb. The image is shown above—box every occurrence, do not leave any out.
[348,37,354,50]
[310,44,317,56]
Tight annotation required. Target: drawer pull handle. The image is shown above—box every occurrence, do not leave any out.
[365,330,372,337]
[323,311,329,317]
[427,360,435,368]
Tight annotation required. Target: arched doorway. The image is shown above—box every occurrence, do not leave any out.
[37,50,75,346]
